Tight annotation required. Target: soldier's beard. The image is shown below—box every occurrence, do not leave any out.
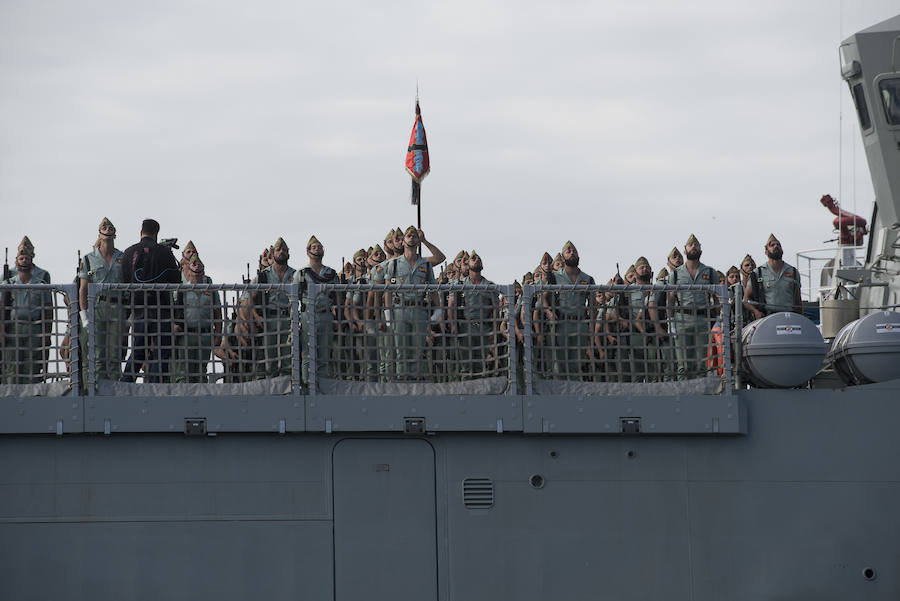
[471,264,483,273]
[637,273,651,283]
[766,249,783,260]
[686,250,701,261]
[274,256,288,265]
[564,257,579,267]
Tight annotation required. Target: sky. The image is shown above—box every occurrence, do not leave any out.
[1,0,898,290]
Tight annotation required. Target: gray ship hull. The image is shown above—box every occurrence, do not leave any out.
[2,383,898,600]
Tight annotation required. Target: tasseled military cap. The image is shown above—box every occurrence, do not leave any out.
[306,235,320,248]
[717,270,726,281]
[469,250,480,260]
[727,265,739,275]
[742,254,755,266]
[261,247,270,259]
[634,256,650,268]
[384,229,395,242]
[767,233,780,245]
[523,271,534,281]
[668,247,683,261]
[98,217,116,234]
[367,246,374,256]
[561,240,576,253]
[685,233,699,246]
[182,240,197,257]
[625,264,636,276]
[395,226,403,237]
[274,237,289,251]
[554,253,563,262]
[514,280,522,292]
[188,254,204,269]
[657,267,669,280]
[373,243,384,255]
[404,225,417,236]
[541,251,552,263]
[454,250,466,262]
[17,236,34,257]
[353,248,367,260]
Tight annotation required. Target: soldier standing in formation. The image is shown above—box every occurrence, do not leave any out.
[173,255,222,383]
[742,234,802,319]
[78,218,125,384]
[456,251,496,379]
[296,235,338,385]
[1,236,52,384]
[553,241,596,380]
[667,234,720,380]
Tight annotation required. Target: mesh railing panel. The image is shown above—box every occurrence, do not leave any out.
[0,284,77,394]
[1,282,734,396]
[311,283,514,394]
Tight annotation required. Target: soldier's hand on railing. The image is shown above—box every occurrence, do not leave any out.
[60,333,71,362]
[544,308,556,323]
[515,330,524,344]
[173,324,183,333]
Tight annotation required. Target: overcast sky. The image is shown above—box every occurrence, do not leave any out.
[1,1,897,288]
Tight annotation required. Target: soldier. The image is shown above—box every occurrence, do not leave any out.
[382,226,441,381]
[553,241,597,380]
[742,234,802,319]
[628,257,659,382]
[173,255,223,383]
[78,217,125,384]
[244,237,296,378]
[667,234,720,380]
[295,235,338,386]
[1,237,53,384]
[623,264,637,285]
[180,240,198,282]
[552,253,564,273]
[369,236,397,382]
[654,266,675,379]
[345,248,376,381]
[740,254,756,288]
[725,266,741,286]
[456,251,497,379]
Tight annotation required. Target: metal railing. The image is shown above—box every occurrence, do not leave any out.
[0,283,78,391]
[1,282,738,396]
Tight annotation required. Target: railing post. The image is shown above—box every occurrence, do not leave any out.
[717,284,733,394]
[734,283,744,390]
[87,284,97,396]
[64,284,81,394]
[289,283,301,395]
[522,285,535,395]
[503,284,518,395]
[308,282,318,395]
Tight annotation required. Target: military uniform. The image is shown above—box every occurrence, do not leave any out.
[295,260,337,386]
[255,262,297,378]
[370,258,396,382]
[384,253,436,380]
[79,245,125,382]
[668,253,719,380]
[2,244,52,385]
[173,267,222,384]
[553,258,596,380]
[756,263,800,315]
[459,272,496,379]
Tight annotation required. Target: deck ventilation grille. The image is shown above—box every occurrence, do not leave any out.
[462,478,494,509]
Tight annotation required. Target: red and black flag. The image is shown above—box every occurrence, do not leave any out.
[405,100,430,205]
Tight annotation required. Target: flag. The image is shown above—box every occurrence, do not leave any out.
[405,101,430,189]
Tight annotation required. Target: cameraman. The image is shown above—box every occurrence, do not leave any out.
[120,219,181,383]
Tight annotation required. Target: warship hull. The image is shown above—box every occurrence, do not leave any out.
[2,383,898,600]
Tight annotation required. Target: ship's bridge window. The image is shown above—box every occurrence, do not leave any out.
[878,78,900,126]
[850,82,872,131]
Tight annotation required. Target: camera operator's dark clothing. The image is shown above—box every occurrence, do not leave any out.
[121,236,180,317]
[120,236,179,383]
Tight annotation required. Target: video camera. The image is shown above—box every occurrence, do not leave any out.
[159,238,179,250]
